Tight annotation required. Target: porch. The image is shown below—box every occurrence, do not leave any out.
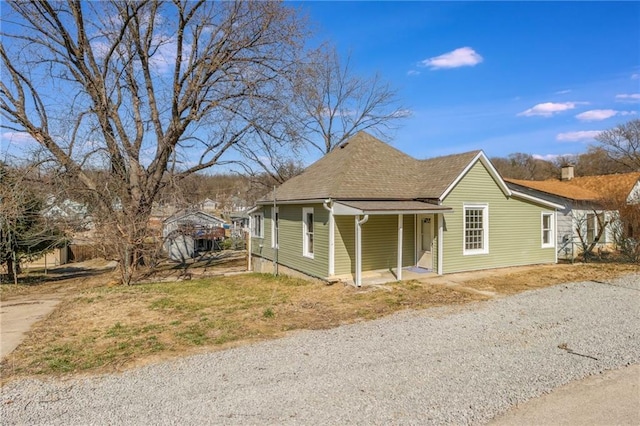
[333,266,436,286]
[330,200,453,286]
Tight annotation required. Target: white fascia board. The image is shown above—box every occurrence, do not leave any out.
[332,202,454,216]
[511,190,565,210]
[440,151,512,200]
[256,199,328,205]
[332,203,365,215]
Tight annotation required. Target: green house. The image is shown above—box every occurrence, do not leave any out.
[249,132,561,285]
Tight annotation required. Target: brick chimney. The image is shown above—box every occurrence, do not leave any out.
[561,164,574,181]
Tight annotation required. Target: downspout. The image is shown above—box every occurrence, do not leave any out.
[247,214,252,271]
[273,186,278,276]
[397,214,403,281]
[554,210,558,264]
[355,214,369,287]
[437,214,444,275]
[322,199,335,277]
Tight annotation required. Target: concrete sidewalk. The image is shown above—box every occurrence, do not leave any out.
[0,297,61,359]
[490,364,640,425]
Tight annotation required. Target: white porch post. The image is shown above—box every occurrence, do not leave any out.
[355,215,361,286]
[354,214,369,287]
[322,200,335,277]
[397,214,403,281]
[437,213,444,275]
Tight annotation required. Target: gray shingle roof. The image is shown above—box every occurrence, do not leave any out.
[263,132,481,202]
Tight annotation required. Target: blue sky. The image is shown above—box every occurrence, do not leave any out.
[1,1,638,167]
[299,1,640,162]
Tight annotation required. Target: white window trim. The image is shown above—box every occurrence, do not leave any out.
[251,212,264,238]
[541,212,555,248]
[463,204,489,255]
[302,207,314,259]
[271,207,279,248]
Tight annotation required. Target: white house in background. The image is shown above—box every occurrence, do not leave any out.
[201,198,219,212]
[506,167,640,259]
[163,210,226,261]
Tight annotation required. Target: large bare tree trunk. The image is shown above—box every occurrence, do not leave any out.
[1,1,306,284]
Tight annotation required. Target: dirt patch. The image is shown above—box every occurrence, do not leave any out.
[462,263,638,295]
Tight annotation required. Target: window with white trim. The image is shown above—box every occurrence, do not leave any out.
[251,212,264,238]
[463,204,488,255]
[541,212,554,248]
[302,207,314,258]
[586,212,606,243]
[271,207,279,248]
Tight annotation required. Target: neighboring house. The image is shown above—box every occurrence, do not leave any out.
[229,211,250,233]
[249,132,560,285]
[506,167,640,259]
[201,198,219,212]
[42,196,91,230]
[163,210,226,261]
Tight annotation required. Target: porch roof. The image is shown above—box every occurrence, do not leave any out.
[332,200,453,215]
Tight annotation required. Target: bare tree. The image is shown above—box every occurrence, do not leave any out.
[294,45,408,155]
[594,119,640,171]
[574,210,609,262]
[491,153,558,180]
[1,1,306,284]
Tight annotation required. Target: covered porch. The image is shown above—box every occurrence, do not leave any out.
[328,200,453,286]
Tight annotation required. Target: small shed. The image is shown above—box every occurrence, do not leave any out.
[163,210,226,261]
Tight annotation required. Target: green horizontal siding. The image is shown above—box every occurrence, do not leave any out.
[252,204,329,279]
[334,216,355,275]
[334,214,416,275]
[402,215,416,268]
[442,162,556,274]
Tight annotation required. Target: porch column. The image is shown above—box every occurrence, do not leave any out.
[355,215,361,286]
[397,214,403,281]
[354,214,369,287]
[437,213,444,275]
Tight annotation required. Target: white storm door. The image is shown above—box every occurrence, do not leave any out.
[418,216,433,269]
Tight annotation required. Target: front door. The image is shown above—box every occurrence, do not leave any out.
[418,216,433,269]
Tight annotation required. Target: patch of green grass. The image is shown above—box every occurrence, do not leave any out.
[263,307,275,318]
[177,324,208,346]
[40,344,76,373]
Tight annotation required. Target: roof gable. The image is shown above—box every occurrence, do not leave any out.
[164,210,225,225]
[437,151,511,200]
[269,132,488,202]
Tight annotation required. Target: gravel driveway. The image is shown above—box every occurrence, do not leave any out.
[2,274,639,425]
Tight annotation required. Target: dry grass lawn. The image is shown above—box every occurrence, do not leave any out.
[1,260,637,384]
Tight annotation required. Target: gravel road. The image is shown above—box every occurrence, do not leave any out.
[2,274,639,425]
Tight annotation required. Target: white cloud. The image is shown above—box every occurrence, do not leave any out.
[518,102,584,117]
[419,47,483,70]
[556,130,602,142]
[532,153,572,161]
[1,131,36,144]
[576,109,636,121]
[407,70,421,76]
[555,89,571,95]
[615,93,640,102]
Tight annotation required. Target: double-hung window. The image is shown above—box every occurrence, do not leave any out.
[302,207,314,258]
[586,212,605,243]
[541,212,554,248]
[463,204,488,255]
[251,212,264,238]
[271,207,279,248]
